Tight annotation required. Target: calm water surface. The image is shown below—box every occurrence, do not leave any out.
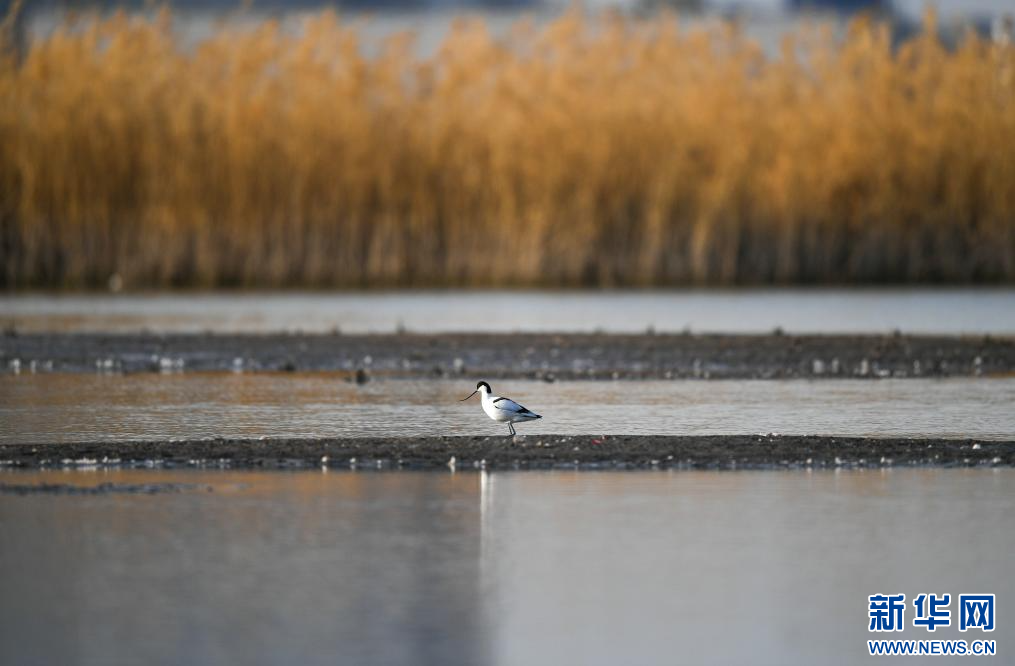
[2,376,1014,443]
[3,289,1014,334]
[0,469,1012,666]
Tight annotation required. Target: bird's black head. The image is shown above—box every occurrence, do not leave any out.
[460,381,491,402]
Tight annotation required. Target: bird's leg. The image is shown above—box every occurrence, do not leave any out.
[508,423,516,436]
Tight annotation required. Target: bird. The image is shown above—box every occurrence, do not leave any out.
[460,381,542,436]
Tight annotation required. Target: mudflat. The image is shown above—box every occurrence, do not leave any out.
[2,332,1012,379]
[2,435,1012,471]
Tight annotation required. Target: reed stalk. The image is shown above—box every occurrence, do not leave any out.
[1,9,1013,287]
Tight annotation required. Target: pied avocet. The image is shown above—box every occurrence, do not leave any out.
[460,381,542,436]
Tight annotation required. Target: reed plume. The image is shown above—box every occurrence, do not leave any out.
[1,9,1013,287]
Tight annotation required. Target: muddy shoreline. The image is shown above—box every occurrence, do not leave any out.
[2,332,1012,379]
[2,435,1013,471]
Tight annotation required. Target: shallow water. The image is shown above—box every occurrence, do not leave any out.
[2,375,1013,444]
[3,289,1015,334]
[0,468,1011,666]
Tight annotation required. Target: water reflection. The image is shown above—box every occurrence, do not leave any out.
[1,469,1012,665]
[3,289,1015,334]
[2,375,1014,443]
[476,469,1015,665]
[0,470,485,666]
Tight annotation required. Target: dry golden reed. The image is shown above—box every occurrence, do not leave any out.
[1,9,1013,287]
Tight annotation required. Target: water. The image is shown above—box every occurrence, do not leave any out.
[3,289,1015,334]
[24,7,836,60]
[1,468,1011,666]
[2,375,1013,444]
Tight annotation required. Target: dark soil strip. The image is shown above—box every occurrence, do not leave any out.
[2,332,1012,379]
[3,436,1013,470]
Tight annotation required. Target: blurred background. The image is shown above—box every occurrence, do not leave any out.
[1,0,1013,290]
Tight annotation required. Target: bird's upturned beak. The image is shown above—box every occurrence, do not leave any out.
[459,390,478,402]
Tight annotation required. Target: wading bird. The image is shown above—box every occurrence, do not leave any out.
[460,381,542,436]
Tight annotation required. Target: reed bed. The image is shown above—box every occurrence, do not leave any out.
[1,9,1014,287]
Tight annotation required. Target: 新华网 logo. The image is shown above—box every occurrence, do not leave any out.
[868,593,995,632]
